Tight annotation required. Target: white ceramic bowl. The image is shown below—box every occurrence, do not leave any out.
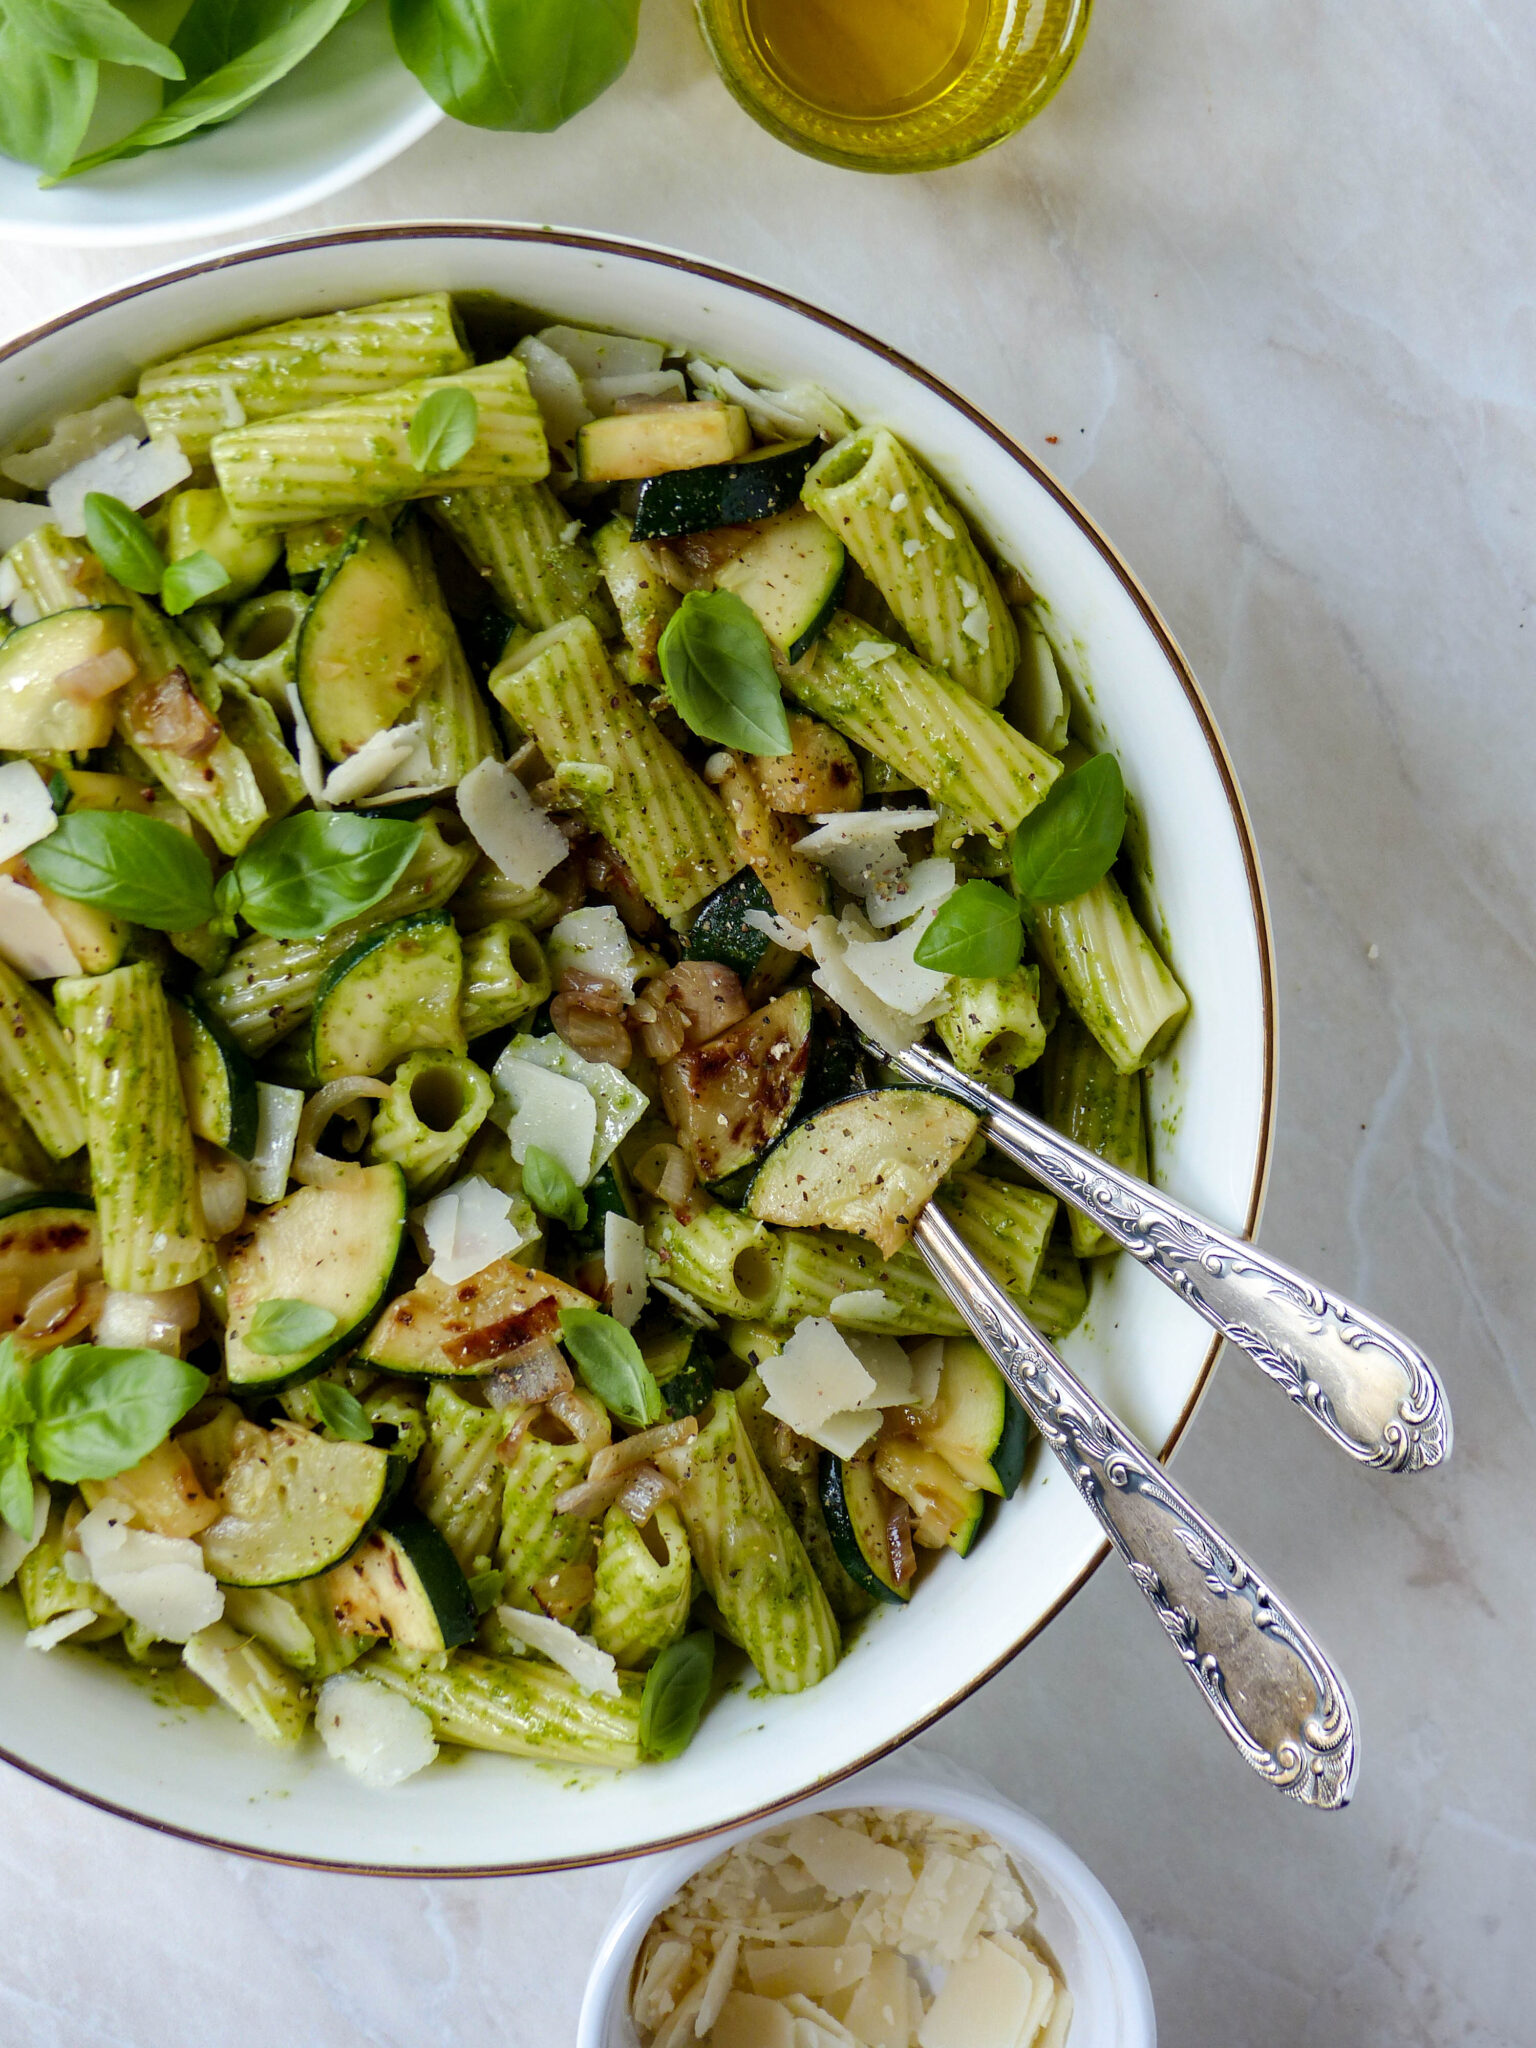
[577,1751,1157,2047]
[0,11,438,249]
[0,225,1274,1874]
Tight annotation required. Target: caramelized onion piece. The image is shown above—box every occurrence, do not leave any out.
[292,1078,389,1186]
[545,1386,613,1450]
[57,645,137,705]
[617,1464,673,1527]
[633,1141,694,1211]
[532,1562,594,1626]
[666,960,748,1046]
[587,1415,697,1487]
[551,989,632,1067]
[485,1340,573,1406]
[196,1145,247,1238]
[125,668,221,759]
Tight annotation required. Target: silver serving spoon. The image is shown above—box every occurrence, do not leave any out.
[911,1198,1359,1808]
[874,1039,1451,1475]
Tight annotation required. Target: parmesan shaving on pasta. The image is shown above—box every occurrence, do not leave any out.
[630,1807,1068,2048]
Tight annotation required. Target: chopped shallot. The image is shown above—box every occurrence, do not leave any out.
[487,1344,574,1408]
[587,1415,698,1486]
[666,961,749,1046]
[56,646,136,705]
[545,1386,613,1449]
[633,1142,694,1210]
[292,1079,389,1186]
[616,1464,673,1526]
[125,669,220,760]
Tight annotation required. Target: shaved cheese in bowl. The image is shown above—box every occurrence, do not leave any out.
[48,433,190,537]
[0,876,80,979]
[458,757,568,890]
[417,1173,535,1286]
[316,1672,437,1788]
[75,1505,223,1643]
[493,1606,621,1698]
[797,809,939,895]
[548,903,639,1002]
[866,858,956,932]
[605,1210,648,1327]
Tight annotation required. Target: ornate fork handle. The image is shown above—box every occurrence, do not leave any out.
[884,1041,1451,1475]
[912,1204,1358,1808]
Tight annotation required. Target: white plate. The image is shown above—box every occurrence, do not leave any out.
[0,225,1274,1874]
[0,11,438,250]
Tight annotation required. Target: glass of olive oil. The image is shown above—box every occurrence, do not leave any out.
[694,0,1091,173]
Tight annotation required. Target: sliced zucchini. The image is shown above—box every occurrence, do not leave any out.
[358,1255,590,1376]
[295,524,445,761]
[224,1164,407,1391]
[310,910,464,1083]
[872,1435,984,1556]
[660,986,812,1188]
[0,1194,98,1344]
[749,710,862,814]
[326,1504,476,1654]
[565,1157,632,1261]
[914,1338,1027,1497]
[576,400,751,486]
[0,606,135,752]
[748,1088,980,1258]
[684,866,794,1002]
[709,753,830,931]
[169,993,258,1157]
[646,1329,716,1419]
[712,506,846,660]
[820,1452,909,1604]
[199,1420,390,1587]
[630,437,819,540]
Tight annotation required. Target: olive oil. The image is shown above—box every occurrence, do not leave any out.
[695,0,1091,172]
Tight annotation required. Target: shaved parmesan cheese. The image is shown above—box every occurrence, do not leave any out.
[902,539,923,559]
[49,433,190,537]
[492,1032,646,1182]
[989,1929,1057,2040]
[797,809,938,893]
[317,1671,437,1787]
[320,721,422,805]
[827,1290,900,1326]
[708,1993,795,2048]
[76,1505,222,1642]
[2,395,145,490]
[785,1816,914,1899]
[604,1210,647,1327]
[245,1082,303,1205]
[917,1935,1035,2048]
[743,904,809,953]
[494,1055,598,1187]
[457,757,567,890]
[0,1477,49,1587]
[843,1951,918,2048]
[843,1332,912,1408]
[865,857,956,931]
[807,914,923,1056]
[888,491,909,515]
[961,604,992,647]
[812,1408,883,1459]
[908,1339,945,1410]
[0,876,79,978]
[744,1945,872,2001]
[0,759,56,866]
[513,333,593,449]
[495,1606,621,1696]
[923,506,957,542]
[845,639,898,669]
[838,906,950,1020]
[649,1275,719,1329]
[547,903,637,1001]
[26,1609,97,1652]
[284,682,327,805]
[420,1174,529,1286]
[0,500,48,551]
[759,1318,876,1448]
[900,1848,991,1963]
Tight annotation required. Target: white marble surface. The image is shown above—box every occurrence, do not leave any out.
[1,4,1531,2041]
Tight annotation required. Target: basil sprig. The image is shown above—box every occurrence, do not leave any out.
[32,807,423,942]
[83,491,165,595]
[408,387,479,473]
[309,1380,374,1442]
[162,549,232,615]
[912,879,1023,979]
[658,590,793,756]
[523,1145,588,1232]
[639,1630,715,1761]
[0,1336,207,1533]
[1010,753,1126,904]
[557,1306,662,1430]
[245,1299,338,1357]
[389,0,640,132]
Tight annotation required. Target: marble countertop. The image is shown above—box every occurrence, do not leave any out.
[0,4,1530,2042]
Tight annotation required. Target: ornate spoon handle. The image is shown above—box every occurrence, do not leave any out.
[883,1041,1450,1474]
[912,1203,1358,1808]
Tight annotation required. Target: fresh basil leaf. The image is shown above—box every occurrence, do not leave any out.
[639,1629,714,1761]
[231,812,422,940]
[0,1429,34,1541]
[0,1338,35,1432]
[309,1379,373,1440]
[1010,754,1126,905]
[8,0,184,77]
[557,1305,662,1430]
[659,590,792,756]
[0,31,96,177]
[161,549,231,615]
[26,1346,207,1484]
[28,812,216,931]
[467,1565,504,1614]
[59,0,352,177]
[82,492,165,596]
[522,1145,588,1232]
[912,879,1022,978]
[245,1298,339,1357]
[172,0,325,87]
[407,387,479,473]
[389,0,639,132]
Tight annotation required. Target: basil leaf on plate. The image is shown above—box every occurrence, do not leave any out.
[408,387,479,473]
[0,1428,34,1541]
[0,32,96,178]
[523,1145,588,1232]
[161,549,232,615]
[389,0,640,132]
[9,0,184,77]
[232,812,422,940]
[60,0,352,177]
[309,1380,373,1441]
[659,589,792,756]
[28,812,217,931]
[912,879,1022,979]
[557,1306,662,1430]
[639,1630,714,1761]
[245,1299,339,1357]
[1010,753,1126,905]
[26,1346,207,1484]
[83,492,165,596]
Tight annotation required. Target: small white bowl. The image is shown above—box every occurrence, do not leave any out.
[0,9,438,250]
[577,1750,1157,2047]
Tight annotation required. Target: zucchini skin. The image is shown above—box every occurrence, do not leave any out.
[630,439,820,540]
[819,1453,908,1605]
